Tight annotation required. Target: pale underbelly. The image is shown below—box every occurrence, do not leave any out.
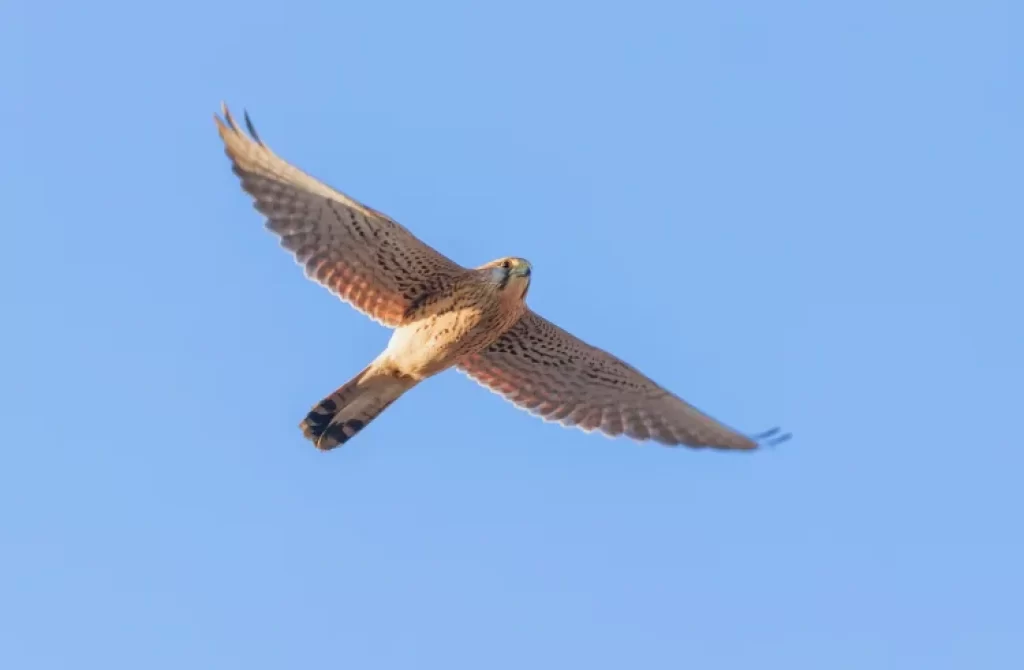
[384,312,501,379]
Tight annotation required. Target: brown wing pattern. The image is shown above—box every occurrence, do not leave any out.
[214,104,465,327]
[458,311,785,450]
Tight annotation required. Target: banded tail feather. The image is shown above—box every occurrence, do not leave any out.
[300,363,418,450]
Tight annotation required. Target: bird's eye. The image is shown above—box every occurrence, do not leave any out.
[501,260,512,269]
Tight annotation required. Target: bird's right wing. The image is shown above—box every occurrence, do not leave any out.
[215,104,465,327]
[458,310,788,450]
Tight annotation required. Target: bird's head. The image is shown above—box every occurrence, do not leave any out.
[481,256,532,300]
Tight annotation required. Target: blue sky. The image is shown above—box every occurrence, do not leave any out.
[3,0,1022,667]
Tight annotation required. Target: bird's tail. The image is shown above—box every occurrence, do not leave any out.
[300,362,418,450]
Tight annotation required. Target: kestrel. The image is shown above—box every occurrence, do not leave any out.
[215,104,790,451]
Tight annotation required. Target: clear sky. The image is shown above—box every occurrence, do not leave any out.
[3,1,1022,668]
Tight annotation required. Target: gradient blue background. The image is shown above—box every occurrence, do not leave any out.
[4,1,1022,667]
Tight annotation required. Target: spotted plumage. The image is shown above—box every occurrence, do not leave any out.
[215,104,789,451]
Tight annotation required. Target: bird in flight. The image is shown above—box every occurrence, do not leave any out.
[214,104,790,452]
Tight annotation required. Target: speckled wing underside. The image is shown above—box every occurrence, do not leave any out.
[215,105,465,327]
[458,311,767,449]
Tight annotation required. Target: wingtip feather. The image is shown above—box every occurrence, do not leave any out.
[751,427,792,448]
[243,109,264,146]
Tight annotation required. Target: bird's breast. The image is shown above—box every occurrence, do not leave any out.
[385,293,517,378]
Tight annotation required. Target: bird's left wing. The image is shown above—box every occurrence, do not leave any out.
[215,104,465,327]
[457,310,788,450]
